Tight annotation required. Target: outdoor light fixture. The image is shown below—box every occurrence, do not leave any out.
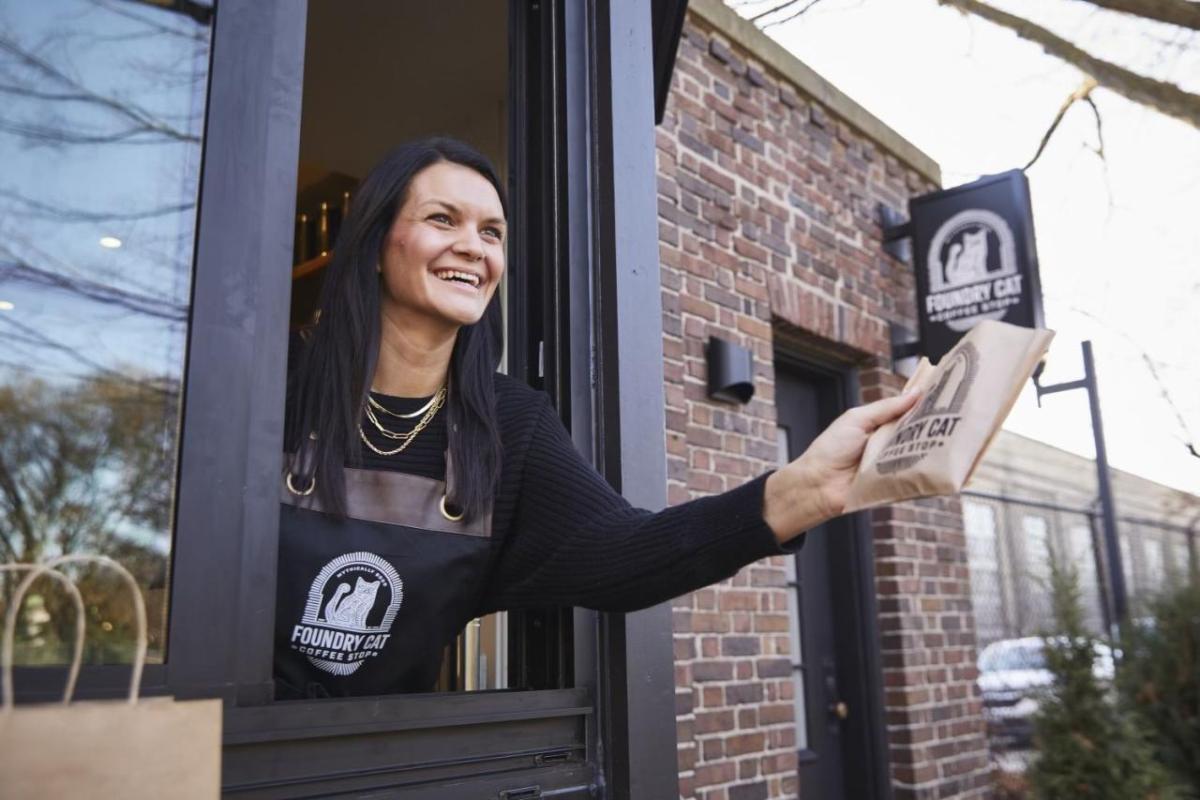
[99,236,122,249]
[705,336,755,405]
[0,301,13,311]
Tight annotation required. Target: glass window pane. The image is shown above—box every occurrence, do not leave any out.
[1020,515,1052,630]
[1170,539,1191,587]
[1144,536,1165,594]
[1066,524,1104,634]
[0,0,213,665]
[963,502,1006,647]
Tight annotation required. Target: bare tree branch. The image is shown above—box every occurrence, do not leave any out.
[1066,304,1199,457]
[115,0,214,26]
[0,259,188,322]
[0,316,180,399]
[0,189,193,224]
[1082,94,1107,159]
[0,34,201,143]
[1025,78,1099,170]
[939,0,1200,128]
[750,0,810,22]
[754,0,828,26]
[1076,0,1200,31]
[91,0,207,41]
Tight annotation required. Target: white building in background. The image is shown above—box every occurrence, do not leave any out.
[963,430,1199,646]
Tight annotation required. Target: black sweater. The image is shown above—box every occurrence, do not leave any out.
[355,372,794,615]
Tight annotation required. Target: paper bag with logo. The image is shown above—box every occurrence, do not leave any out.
[0,555,222,800]
[844,319,1054,512]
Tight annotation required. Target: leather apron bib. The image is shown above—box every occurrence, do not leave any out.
[273,455,493,699]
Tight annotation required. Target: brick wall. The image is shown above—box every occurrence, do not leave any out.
[657,11,992,800]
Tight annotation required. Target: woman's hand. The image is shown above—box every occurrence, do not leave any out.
[763,390,920,543]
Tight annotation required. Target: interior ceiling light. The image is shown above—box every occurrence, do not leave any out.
[0,301,14,311]
[99,236,122,249]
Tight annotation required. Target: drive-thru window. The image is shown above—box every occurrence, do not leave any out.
[2,1,688,795]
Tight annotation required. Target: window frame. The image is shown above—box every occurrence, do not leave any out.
[11,0,681,794]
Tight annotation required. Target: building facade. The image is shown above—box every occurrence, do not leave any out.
[966,430,1199,648]
[658,3,992,798]
[1,0,1038,797]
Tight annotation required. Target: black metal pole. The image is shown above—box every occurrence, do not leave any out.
[1087,510,1114,636]
[1082,340,1128,631]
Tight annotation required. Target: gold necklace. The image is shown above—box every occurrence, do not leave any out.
[359,385,446,456]
[368,391,438,420]
[364,404,421,440]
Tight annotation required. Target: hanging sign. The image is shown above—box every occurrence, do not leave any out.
[909,169,1045,362]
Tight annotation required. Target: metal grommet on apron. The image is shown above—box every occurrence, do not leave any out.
[274,449,493,699]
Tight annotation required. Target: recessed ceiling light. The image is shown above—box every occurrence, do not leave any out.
[99,236,122,249]
[0,301,13,311]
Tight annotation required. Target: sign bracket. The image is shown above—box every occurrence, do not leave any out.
[877,203,912,263]
[889,322,922,376]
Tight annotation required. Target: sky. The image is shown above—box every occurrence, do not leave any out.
[730,0,1200,496]
[0,0,210,557]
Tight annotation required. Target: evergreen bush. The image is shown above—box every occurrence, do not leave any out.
[1117,580,1200,798]
[1028,560,1174,799]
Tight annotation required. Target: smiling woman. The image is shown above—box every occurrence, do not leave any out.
[273,136,920,701]
[375,162,508,395]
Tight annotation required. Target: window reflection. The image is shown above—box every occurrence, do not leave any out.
[0,0,212,665]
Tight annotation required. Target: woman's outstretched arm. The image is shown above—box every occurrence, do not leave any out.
[763,389,919,542]
[481,390,918,614]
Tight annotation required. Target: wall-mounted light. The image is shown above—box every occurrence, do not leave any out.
[99,236,122,249]
[0,301,13,311]
[705,336,755,405]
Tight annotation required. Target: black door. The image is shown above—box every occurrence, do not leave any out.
[776,363,892,800]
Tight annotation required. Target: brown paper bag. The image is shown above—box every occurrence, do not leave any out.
[0,555,222,800]
[845,319,1054,512]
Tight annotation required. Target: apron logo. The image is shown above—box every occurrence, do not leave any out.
[291,551,403,676]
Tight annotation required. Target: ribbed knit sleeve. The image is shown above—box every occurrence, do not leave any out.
[481,397,798,614]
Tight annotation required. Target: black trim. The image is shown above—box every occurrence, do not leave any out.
[165,0,304,705]
[652,0,689,125]
[773,353,894,800]
[592,0,679,796]
[839,370,896,800]
[505,0,578,695]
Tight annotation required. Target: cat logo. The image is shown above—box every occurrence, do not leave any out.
[876,341,979,475]
[925,209,1022,332]
[290,551,404,676]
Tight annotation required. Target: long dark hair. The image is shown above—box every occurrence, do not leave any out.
[286,137,506,520]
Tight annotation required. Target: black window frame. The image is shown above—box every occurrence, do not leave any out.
[11,0,680,795]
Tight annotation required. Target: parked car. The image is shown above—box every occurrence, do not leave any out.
[976,636,1115,747]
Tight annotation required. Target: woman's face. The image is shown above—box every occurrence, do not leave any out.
[379,161,506,333]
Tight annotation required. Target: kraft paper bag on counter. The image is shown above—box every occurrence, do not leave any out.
[844,320,1054,512]
[0,555,221,800]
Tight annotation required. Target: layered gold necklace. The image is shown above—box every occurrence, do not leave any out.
[359,385,446,456]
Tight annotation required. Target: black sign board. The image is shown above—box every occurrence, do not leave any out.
[908,169,1045,362]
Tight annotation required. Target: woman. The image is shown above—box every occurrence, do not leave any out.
[276,138,917,699]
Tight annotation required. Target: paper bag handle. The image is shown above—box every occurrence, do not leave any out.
[2,555,147,710]
[1,564,86,711]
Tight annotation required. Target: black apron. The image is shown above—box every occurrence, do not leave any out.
[273,453,493,699]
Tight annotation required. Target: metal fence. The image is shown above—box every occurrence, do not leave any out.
[960,490,1199,783]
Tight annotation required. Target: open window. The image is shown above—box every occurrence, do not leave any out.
[287,0,518,695]
[7,0,682,793]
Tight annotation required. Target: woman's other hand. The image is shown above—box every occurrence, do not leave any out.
[763,390,920,543]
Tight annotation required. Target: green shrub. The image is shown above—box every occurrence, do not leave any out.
[1118,581,1200,798]
[1028,560,1175,800]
